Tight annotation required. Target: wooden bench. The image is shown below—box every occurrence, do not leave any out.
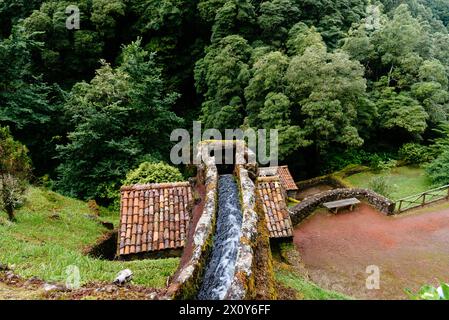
[323,198,361,214]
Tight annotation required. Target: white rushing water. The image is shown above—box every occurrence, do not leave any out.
[198,174,243,300]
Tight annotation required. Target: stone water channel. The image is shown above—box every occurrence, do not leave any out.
[198,175,243,300]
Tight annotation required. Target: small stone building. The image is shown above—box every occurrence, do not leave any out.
[259,166,299,198]
[118,182,193,259]
[257,176,294,239]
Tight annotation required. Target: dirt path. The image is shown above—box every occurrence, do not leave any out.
[293,203,449,300]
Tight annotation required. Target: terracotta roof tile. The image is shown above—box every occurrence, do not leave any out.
[259,166,298,191]
[118,182,193,256]
[257,176,294,239]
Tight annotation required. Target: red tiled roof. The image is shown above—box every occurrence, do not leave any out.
[257,176,293,238]
[259,166,298,191]
[118,182,193,256]
[277,166,299,191]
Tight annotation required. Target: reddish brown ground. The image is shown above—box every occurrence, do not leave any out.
[293,203,449,300]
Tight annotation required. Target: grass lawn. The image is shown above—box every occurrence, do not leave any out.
[344,166,434,200]
[0,187,179,288]
[275,269,350,300]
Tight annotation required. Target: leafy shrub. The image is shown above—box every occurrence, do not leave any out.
[368,176,396,198]
[426,150,449,186]
[369,156,398,173]
[124,162,184,186]
[399,143,432,165]
[408,283,449,300]
[0,127,31,221]
[323,149,397,174]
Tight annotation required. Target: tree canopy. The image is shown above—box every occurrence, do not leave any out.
[2,0,449,200]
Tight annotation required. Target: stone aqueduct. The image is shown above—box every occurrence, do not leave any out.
[158,141,395,300]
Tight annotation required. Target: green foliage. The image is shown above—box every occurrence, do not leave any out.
[0,126,31,220]
[195,35,252,129]
[375,89,428,136]
[369,156,398,173]
[124,162,184,186]
[0,186,179,287]
[368,176,396,198]
[285,44,366,151]
[56,40,182,202]
[286,23,325,56]
[0,0,43,38]
[211,0,256,42]
[426,150,449,186]
[0,25,64,174]
[245,51,289,124]
[258,0,300,45]
[399,143,433,165]
[275,270,351,300]
[408,283,449,300]
[3,0,449,205]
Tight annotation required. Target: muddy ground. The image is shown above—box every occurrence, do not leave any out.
[293,202,449,300]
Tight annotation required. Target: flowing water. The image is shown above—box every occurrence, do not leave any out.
[198,175,243,300]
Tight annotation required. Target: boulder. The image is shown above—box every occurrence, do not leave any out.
[113,269,133,285]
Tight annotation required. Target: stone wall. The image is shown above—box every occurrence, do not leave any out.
[290,188,396,226]
[164,156,218,299]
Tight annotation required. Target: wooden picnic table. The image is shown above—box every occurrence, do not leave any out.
[323,198,361,214]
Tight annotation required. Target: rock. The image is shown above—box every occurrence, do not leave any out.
[103,285,116,294]
[5,271,15,280]
[113,269,133,286]
[43,283,67,293]
[148,292,157,300]
[24,276,40,287]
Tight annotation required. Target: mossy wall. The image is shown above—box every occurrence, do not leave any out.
[290,188,396,226]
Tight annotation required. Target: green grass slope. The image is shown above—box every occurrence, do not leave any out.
[275,270,350,300]
[0,187,179,288]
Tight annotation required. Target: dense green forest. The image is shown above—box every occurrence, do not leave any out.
[1,0,449,206]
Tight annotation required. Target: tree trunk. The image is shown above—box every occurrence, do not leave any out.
[6,207,15,222]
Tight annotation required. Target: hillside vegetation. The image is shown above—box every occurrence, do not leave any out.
[0,187,179,287]
[1,1,449,205]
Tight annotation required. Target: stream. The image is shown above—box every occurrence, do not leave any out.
[198,174,243,300]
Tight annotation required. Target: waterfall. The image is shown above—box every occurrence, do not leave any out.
[198,174,243,300]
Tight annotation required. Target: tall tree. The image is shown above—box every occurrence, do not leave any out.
[57,40,182,202]
[285,44,367,151]
[0,126,31,221]
[195,35,252,129]
[0,26,63,175]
